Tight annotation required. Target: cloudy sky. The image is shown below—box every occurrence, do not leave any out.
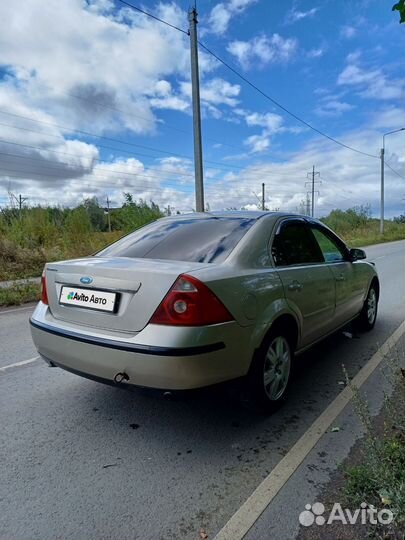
[0,0,404,217]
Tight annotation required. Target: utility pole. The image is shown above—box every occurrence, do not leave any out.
[305,166,321,217]
[106,196,111,233]
[261,182,265,211]
[188,8,204,213]
[10,193,27,218]
[18,194,26,212]
[306,193,311,216]
[380,147,384,235]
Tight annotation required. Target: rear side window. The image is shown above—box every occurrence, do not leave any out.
[96,217,255,263]
[272,221,324,266]
[311,227,346,263]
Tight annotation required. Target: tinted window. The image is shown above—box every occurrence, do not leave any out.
[96,217,255,263]
[312,227,346,263]
[272,221,323,266]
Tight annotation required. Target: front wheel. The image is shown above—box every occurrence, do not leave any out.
[356,282,378,331]
[245,330,293,413]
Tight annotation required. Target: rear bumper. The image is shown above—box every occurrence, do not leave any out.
[30,319,225,357]
[29,306,252,390]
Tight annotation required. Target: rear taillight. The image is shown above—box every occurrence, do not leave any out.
[150,274,234,326]
[41,269,48,305]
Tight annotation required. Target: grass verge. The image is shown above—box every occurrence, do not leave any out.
[0,282,41,307]
[341,360,405,537]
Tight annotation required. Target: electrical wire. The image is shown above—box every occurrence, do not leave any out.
[384,161,405,180]
[116,0,189,35]
[0,117,310,177]
[198,41,379,160]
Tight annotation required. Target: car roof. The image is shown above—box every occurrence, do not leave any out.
[159,210,304,221]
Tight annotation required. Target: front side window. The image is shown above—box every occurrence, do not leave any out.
[272,221,324,266]
[311,227,346,263]
[96,217,255,263]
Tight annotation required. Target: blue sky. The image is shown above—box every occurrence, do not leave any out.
[0,0,404,216]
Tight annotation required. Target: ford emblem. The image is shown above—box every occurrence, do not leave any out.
[80,276,93,284]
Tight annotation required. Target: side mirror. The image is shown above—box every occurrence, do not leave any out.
[349,248,366,261]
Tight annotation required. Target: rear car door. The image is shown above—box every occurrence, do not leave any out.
[310,223,366,326]
[271,219,336,347]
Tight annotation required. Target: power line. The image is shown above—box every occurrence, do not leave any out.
[384,161,405,180]
[0,150,194,182]
[65,91,253,154]
[198,41,379,160]
[0,162,307,196]
[0,110,189,159]
[0,118,311,177]
[116,0,189,35]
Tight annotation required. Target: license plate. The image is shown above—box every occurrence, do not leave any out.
[59,286,117,313]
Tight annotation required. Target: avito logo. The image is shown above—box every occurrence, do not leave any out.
[67,291,90,302]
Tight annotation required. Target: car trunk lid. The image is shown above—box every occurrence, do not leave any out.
[45,257,211,333]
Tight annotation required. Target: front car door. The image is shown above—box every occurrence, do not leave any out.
[271,219,336,348]
[309,222,366,326]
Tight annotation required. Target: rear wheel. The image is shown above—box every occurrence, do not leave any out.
[245,329,294,413]
[356,282,378,331]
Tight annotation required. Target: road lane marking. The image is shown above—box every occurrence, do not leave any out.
[213,320,405,540]
[0,356,40,372]
[0,305,36,315]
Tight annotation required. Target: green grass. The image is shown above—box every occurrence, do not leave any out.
[0,196,162,281]
[322,208,405,248]
[342,363,405,535]
[0,282,41,306]
[343,435,405,523]
[1,204,404,282]
[0,230,122,281]
[338,222,405,248]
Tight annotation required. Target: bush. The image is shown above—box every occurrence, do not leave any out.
[0,195,163,280]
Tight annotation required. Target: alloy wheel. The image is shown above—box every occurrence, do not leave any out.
[263,336,291,401]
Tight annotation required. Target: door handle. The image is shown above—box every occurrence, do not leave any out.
[288,280,303,292]
[335,274,345,282]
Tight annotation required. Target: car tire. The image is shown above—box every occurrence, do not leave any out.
[356,282,378,331]
[244,327,294,413]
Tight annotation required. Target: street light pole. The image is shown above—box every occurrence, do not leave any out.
[380,145,385,235]
[380,128,405,235]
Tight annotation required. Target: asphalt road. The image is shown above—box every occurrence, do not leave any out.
[1,240,404,540]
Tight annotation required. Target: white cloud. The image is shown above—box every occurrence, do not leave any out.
[307,47,324,58]
[206,0,257,34]
[285,7,319,24]
[0,0,195,136]
[340,25,357,39]
[338,59,404,100]
[203,119,404,217]
[0,0,244,202]
[227,34,298,69]
[180,78,241,108]
[244,133,270,153]
[0,85,99,184]
[244,112,284,132]
[315,100,354,117]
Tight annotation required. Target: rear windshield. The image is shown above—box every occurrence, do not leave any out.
[96,217,255,263]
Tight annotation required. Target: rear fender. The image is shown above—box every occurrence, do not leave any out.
[250,298,302,352]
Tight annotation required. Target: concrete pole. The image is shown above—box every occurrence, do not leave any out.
[188,8,204,212]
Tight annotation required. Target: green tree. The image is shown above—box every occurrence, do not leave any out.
[112,193,162,232]
[393,0,405,23]
[80,197,106,232]
[64,206,92,255]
